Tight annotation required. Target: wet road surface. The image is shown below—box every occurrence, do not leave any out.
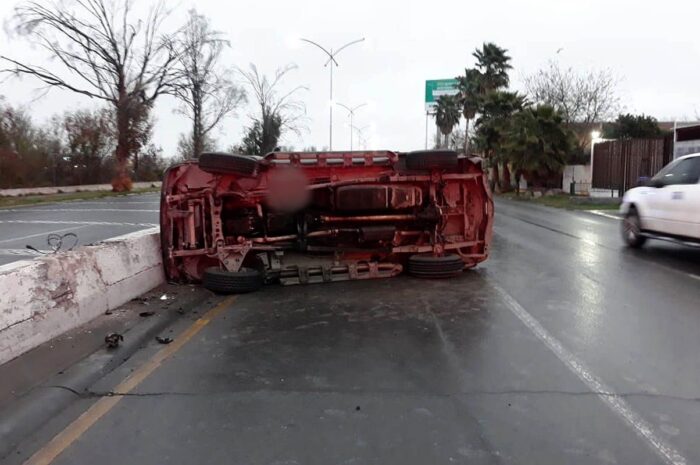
[0,194,159,266]
[4,198,700,465]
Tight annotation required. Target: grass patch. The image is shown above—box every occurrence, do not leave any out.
[0,187,160,209]
[499,192,621,211]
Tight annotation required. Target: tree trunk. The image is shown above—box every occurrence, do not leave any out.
[502,163,512,192]
[111,93,133,192]
[193,93,203,158]
[489,156,500,193]
[463,118,470,155]
[133,151,139,181]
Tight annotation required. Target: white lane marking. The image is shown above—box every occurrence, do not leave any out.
[491,283,688,465]
[62,201,158,205]
[0,208,158,213]
[588,210,622,221]
[0,225,90,244]
[0,220,157,227]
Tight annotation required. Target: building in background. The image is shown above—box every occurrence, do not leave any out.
[673,123,700,158]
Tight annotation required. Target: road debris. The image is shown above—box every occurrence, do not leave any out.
[155,336,173,344]
[105,333,124,349]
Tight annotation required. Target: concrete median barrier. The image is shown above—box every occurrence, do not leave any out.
[0,181,161,197]
[0,227,164,365]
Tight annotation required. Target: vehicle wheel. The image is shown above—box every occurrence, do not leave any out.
[622,208,646,248]
[202,267,263,294]
[407,253,465,278]
[404,150,459,170]
[198,152,260,177]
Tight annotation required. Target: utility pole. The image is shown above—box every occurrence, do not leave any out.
[300,38,365,150]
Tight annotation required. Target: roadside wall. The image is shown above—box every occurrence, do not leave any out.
[0,181,161,197]
[562,165,591,194]
[0,228,164,365]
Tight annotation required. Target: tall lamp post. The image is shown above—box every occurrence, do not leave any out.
[336,102,366,150]
[590,130,602,195]
[351,124,369,150]
[300,38,365,150]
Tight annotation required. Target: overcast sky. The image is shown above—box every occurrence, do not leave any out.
[1,0,699,157]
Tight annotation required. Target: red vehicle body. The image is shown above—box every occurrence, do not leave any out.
[160,150,493,292]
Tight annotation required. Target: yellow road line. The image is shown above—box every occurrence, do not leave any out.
[24,296,236,465]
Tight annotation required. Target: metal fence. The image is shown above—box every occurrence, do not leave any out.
[591,136,673,196]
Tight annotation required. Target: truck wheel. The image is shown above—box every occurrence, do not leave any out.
[622,208,646,248]
[202,267,263,294]
[404,150,459,170]
[407,254,465,278]
[198,152,260,177]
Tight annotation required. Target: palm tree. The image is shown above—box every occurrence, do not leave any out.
[457,43,511,157]
[456,68,482,154]
[474,91,526,190]
[473,42,512,92]
[434,95,460,148]
[504,105,575,193]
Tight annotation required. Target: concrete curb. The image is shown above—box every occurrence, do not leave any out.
[0,287,215,461]
[0,228,165,365]
[0,181,161,197]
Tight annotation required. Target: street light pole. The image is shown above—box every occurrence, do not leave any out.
[351,124,369,150]
[329,62,333,150]
[336,102,367,151]
[301,38,365,151]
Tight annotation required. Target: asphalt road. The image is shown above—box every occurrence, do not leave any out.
[4,198,700,465]
[0,193,160,266]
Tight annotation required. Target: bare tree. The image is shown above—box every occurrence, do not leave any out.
[172,10,245,158]
[237,64,306,155]
[175,131,216,161]
[1,0,179,191]
[523,60,621,124]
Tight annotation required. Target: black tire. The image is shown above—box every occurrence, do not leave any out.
[198,152,260,177]
[622,207,646,248]
[407,253,465,278]
[404,150,459,170]
[202,267,263,294]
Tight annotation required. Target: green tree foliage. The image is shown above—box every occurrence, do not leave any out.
[472,42,512,91]
[456,43,512,155]
[238,116,282,155]
[237,64,306,156]
[504,105,576,190]
[434,95,461,148]
[474,91,526,156]
[603,113,663,139]
[456,68,482,153]
[0,98,165,188]
[474,91,526,190]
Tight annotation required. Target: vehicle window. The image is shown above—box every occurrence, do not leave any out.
[652,157,700,186]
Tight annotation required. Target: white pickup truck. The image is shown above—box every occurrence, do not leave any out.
[620,153,700,247]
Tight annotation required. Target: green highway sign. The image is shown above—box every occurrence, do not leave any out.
[425,79,459,110]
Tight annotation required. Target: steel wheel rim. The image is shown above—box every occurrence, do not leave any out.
[624,217,639,240]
